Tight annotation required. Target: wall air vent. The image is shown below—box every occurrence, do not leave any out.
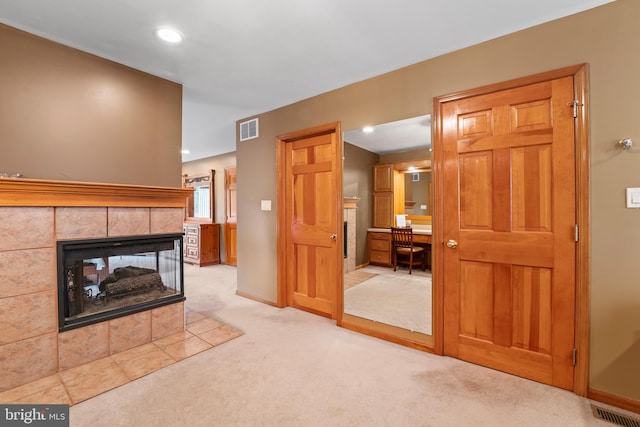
[240,118,259,141]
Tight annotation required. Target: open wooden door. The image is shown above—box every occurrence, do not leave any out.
[224,166,237,266]
[439,75,578,390]
[277,122,343,319]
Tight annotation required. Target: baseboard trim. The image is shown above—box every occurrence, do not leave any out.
[589,388,640,414]
[235,290,278,307]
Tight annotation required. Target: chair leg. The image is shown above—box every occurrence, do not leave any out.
[408,252,413,275]
[393,249,397,271]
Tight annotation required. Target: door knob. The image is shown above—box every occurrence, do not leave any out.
[330,234,337,240]
[446,239,458,248]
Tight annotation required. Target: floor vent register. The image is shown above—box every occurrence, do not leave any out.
[592,405,640,427]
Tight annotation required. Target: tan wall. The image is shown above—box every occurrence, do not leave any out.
[0,24,183,187]
[182,152,237,262]
[237,0,640,402]
[343,142,378,266]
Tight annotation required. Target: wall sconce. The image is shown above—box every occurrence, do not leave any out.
[618,138,633,150]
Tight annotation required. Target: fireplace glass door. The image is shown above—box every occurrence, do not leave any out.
[57,234,184,331]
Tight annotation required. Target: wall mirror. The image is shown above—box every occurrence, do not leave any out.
[394,158,432,222]
[342,115,433,346]
[405,171,431,216]
[183,169,215,221]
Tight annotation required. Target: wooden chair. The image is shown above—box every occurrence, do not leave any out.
[391,227,426,274]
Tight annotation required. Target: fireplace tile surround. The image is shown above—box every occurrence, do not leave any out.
[0,309,243,405]
[0,179,192,392]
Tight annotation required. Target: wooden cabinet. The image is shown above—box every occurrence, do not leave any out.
[372,163,404,228]
[368,232,392,267]
[372,192,394,229]
[183,222,220,267]
[373,163,394,192]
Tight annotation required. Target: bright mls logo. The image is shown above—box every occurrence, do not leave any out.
[1,405,69,426]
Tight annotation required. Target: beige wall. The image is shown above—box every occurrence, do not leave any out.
[237,0,640,402]
[343,142,378,266]
[182,152,237,262]
[0,24,183,187]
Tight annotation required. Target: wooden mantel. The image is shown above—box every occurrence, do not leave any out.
[344,197,360,209]
[0,178,192,207]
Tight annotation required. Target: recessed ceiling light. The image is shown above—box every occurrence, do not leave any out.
[155,27,183,44]
[363,126,374,133]
[181,149,190,155]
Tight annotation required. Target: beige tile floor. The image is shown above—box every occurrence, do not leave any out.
[0,309,242,406]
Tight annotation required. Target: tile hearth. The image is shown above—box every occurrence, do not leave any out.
[0,309,242,405]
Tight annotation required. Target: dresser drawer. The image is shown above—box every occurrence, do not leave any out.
[184,226,199,236]
[185,246,199,258]
[369,232,390,241]
[186,235,198,246]
[370,238,390,252]
[369,250,390,265]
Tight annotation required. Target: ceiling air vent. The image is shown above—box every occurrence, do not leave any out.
[240,118,259,141]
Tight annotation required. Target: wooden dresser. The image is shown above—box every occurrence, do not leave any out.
[183,222,221,267]
[368,231,392,267]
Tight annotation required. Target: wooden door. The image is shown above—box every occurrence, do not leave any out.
[441,76,576,390]
[277,123,342,319]
[224,166,237,266]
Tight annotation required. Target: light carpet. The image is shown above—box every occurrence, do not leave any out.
[344,273,432,335]
[69,264,621,427]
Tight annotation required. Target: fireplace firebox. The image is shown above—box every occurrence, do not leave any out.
[57,233,185,331]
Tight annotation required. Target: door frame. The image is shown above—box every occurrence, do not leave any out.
[432,64,590,396]
[275,122,344,319]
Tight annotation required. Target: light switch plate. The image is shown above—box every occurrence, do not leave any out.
[261,200,272,211]
[626,188,640,208]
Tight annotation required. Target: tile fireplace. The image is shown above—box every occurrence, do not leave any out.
[0,178,192,392]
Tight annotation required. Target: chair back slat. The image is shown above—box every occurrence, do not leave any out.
[391,227,413,248]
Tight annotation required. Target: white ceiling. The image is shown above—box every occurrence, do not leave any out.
[344,115,431,155]
[0,0,614,160]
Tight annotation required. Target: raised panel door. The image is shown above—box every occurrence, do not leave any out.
[281,124,341,318]
[442,76,576,390]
